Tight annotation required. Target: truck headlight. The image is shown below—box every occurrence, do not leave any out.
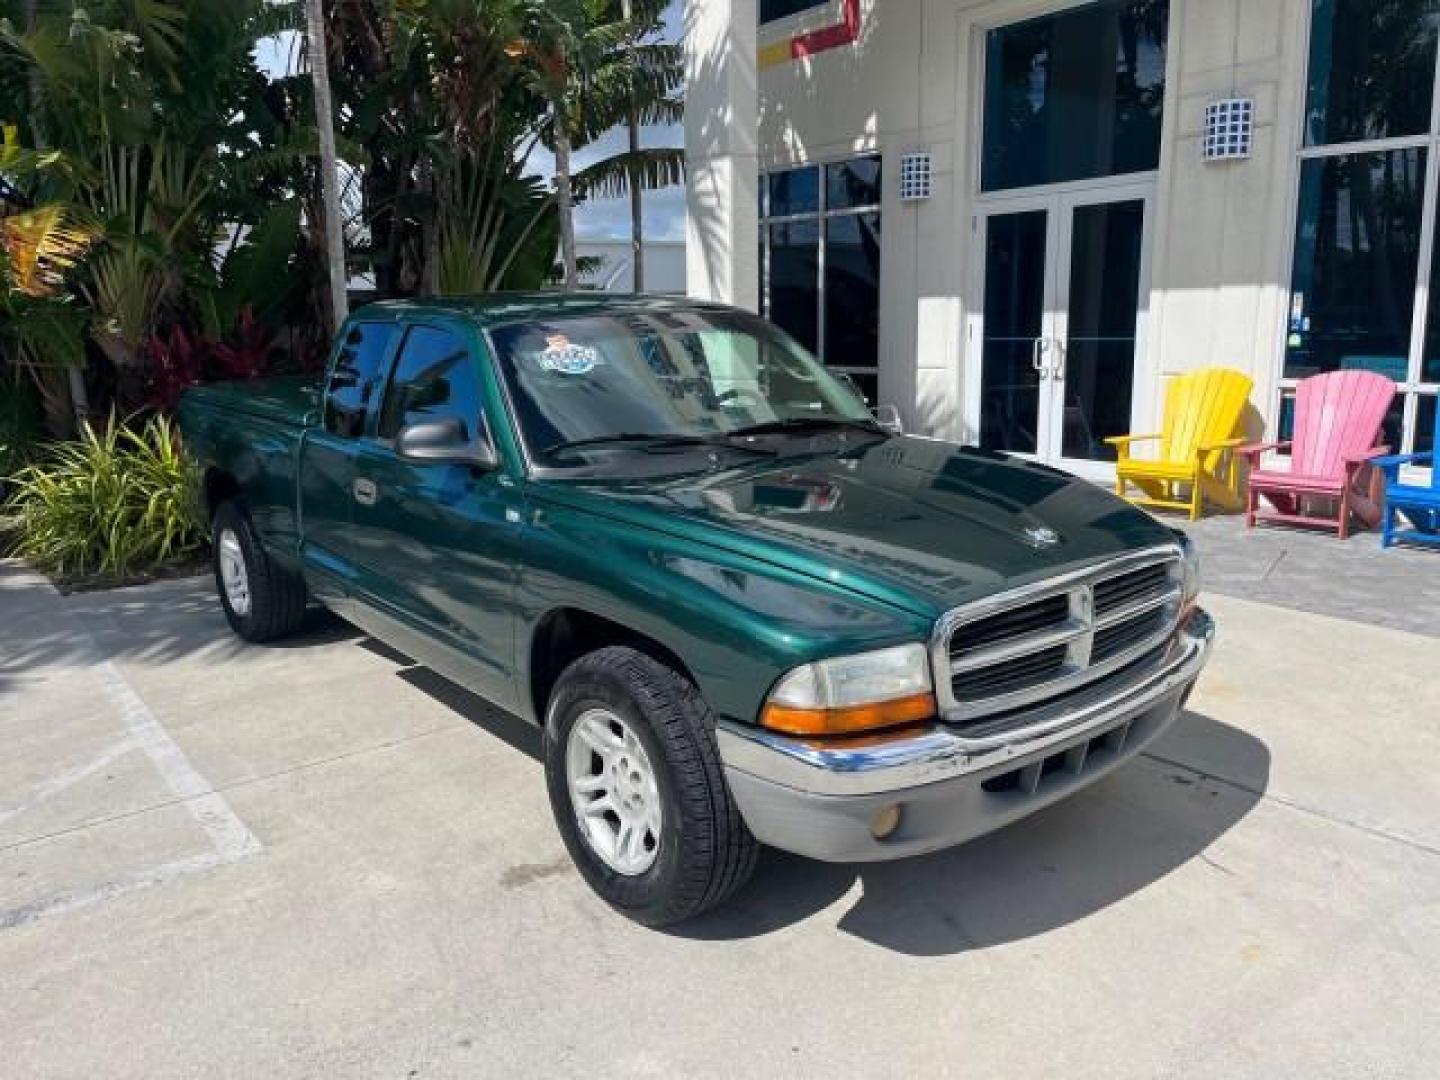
[760,643,936,737]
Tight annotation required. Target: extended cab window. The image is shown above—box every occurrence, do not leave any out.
[324,322,396,437]
[377,325,486,442]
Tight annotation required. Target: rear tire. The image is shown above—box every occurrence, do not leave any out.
[211,501,307,643]
[544,646,759,927]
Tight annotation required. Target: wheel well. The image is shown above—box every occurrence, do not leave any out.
[528,608,696,726]
[203,469,241,521]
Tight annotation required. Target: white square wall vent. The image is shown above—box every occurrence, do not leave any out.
[1203,98,1254,162]
[899,151,932,200]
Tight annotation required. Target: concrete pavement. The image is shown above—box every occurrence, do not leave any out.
[1,559,1438,1078]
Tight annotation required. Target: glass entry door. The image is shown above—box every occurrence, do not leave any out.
[972,185,1152,476]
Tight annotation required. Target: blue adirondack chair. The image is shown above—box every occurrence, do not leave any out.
[1375,404,1440,550]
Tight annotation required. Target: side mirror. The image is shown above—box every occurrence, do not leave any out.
[396,417,498,470]
[873,403,904,435]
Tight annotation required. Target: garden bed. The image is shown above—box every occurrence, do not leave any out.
[46,552,211,596]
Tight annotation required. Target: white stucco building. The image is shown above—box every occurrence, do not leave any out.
[684,0,1440,479]
[576,239,688,293]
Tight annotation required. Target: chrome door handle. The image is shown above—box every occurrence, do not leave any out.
[1031,337,1050,377]
[352,477,378,507]
[1048,339,1066,380]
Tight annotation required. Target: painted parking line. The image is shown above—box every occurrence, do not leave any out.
[0,599,261,932]
[90,657,260,864]
[0,736,137,828]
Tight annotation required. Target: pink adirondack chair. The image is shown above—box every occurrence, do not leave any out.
[1239,370,1396,539]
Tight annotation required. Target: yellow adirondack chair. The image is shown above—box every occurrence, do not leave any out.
[1106,367,1254,521]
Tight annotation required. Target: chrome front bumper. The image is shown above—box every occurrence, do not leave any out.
[717,608,1214,863]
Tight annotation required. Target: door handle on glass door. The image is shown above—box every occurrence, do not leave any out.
[1047,339,1066,380]
[352,478,378,506]
[1031,337,1050,377]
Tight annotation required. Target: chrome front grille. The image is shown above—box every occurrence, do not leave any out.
[933,548,1184,728]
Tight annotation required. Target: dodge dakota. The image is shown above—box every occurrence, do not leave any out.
[178,295,1213,926]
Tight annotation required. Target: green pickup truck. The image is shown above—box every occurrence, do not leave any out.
[179,294,1212,926]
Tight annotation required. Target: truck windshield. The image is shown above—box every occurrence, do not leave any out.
[489,309,879,469]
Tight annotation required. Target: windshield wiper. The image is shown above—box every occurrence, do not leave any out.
[543,432,775,459]
[726,416,886,438]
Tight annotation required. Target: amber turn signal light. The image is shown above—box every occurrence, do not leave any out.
[760,691,937,737]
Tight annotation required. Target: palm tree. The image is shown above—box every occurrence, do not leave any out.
[514,0,683,290]
[611,0,682,292]
[306,0,348,332]
[509,0,589,289]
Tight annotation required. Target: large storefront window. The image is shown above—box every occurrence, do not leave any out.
[982,0,1169,192]
[1305,0,1439,146]
[1289,0,1440,455]
[760,156,882,402]
[1286,150,1426,382]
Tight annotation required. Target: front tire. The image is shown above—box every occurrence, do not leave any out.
[544,647,759,926]
[211,501,307,643]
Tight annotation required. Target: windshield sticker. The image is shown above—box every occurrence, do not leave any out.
[538,334,601,375]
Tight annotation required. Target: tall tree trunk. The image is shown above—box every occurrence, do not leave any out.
[419,153,439,296]
[628,112,644,293]
[25,0,86,433]
[555,122,578,291]
[622,0,643,293]
[306,0,349,333]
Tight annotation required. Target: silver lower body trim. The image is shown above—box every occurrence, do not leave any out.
[716,609,1213,863]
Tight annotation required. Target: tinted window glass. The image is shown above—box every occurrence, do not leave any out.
[1062,200,1145,461]
[768,167,820,217]
[1418,395,1437,455]
[324,322,397,438]
[826,156,882,210]
[1305,0,1439,147]
[824,212,881,369]
[1277,391,1296,454]
[1421,201,1440,383]
[377,326,484,441]
[980,210,1047,454]
[982,0,1169,192]
[768,220,820,353]
[1286,149,1426,380]
[760,0,825,25]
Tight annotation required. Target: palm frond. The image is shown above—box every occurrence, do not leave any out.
[574,147,684,200]
[0,203,98,296]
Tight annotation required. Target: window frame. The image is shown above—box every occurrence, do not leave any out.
[369,319,496,453]
[1284,1,1440,457]
[321,318,403,440]
[758,154,883,392]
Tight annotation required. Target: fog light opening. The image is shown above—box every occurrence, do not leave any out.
[870,803,904,841]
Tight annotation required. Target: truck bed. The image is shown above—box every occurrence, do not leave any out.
[179,377,323,567]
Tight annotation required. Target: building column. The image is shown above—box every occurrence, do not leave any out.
[683,0,759,311]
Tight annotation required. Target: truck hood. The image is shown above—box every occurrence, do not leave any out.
[535,436,1178,619]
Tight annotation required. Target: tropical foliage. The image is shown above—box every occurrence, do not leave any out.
[0,0,682,439]
[4,412,204,577]
[0,0,684,578]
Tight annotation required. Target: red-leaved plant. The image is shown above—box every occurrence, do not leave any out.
[145,307,277,411]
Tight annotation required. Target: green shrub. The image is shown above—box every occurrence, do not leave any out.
[4,414,205,578]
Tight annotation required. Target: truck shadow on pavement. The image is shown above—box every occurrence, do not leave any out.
[374,638,1270,957]
[674,711,1270,956]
